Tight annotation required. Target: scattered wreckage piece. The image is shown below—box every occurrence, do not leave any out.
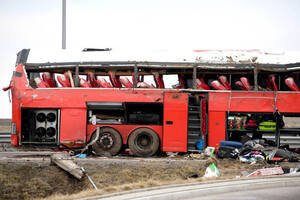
[267,148,300,162]
[216,137,300,165]
[50,152,84,180]
[247,167,284,177]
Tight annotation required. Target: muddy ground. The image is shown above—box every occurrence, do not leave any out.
[0,151,281,200]
[0,123,297,200]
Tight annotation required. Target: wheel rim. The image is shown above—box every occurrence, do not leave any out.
[135,132,153,151]
[99,133,114,149]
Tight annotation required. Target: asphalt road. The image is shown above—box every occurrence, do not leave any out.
[191,186,300,200]
[79,176,300,200]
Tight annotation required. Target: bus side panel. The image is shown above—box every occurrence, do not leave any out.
[60,108,86,147]
[163,93,188,152]
[11,92,21,146]
[208,111,226,148]
[11,64,29,146]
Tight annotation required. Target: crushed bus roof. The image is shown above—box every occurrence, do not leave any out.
[24,61,300,73]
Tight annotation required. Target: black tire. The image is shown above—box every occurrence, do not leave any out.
[91,127,122,156]
[128,128,160,157]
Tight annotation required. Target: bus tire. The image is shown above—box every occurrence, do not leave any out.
[128,128,160,157]
[91,127,122,156]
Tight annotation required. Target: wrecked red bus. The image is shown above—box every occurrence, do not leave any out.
[4,49,300,156]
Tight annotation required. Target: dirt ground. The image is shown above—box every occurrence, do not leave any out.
[0,122,296,200]
[0,152,279,200]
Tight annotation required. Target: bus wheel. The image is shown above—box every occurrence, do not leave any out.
[128,128,160,157]
[92,127,122,156]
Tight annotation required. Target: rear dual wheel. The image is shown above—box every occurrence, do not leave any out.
[91,127,122,156]
[128,128,160,157]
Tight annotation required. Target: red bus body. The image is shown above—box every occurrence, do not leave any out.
[7,50,300,155]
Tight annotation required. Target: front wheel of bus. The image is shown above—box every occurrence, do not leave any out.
[91,127,122,156]
[128,128,160,157]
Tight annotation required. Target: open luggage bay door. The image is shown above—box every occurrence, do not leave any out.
[163,93,188,152]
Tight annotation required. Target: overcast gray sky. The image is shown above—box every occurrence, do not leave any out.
[1,0,300,118]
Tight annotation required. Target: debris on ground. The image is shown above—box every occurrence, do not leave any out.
[2,136,300,200]
[216,146,239,159]
[51,151,99,190]
[203,163,220,178]
[51,152,84,180]
[189,153,206,160]
[247,167,284,177]
[267,149,300,162]
[81,167,99,190]
[1,150,299,200]
[79,126,100,155]
[216,138,300,165]
[166,152,179,157]
[76,154,87,158]
[212,138,300,178]
[204,147,215,157]
[239,150,266,164]
[282,168,300,176]
[220,140,243,149]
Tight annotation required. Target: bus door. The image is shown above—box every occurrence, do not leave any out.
[163,93,189,152]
